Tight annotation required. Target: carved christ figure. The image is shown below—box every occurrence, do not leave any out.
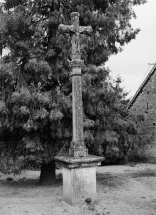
[58,12,92,61]
[72,32,81,60]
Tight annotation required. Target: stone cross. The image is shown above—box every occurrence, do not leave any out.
[58,12,92,158]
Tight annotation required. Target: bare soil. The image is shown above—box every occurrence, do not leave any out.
[0,163,156,215]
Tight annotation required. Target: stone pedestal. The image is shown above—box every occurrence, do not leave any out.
[55,155,104,205]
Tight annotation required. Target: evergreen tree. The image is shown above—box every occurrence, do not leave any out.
[0,0,146,184]
[83,67,137,163]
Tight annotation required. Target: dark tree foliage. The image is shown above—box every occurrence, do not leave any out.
[0,0,146,182]
[83,68,139,163]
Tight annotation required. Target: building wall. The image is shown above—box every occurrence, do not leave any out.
[129,68,156,137]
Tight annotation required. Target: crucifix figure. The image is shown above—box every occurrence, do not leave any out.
[59,12,92,61]
[59,12,92,158]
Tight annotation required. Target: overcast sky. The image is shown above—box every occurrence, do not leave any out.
[105,0,156,99]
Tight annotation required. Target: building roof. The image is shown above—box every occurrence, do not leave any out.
[127,64,156,109]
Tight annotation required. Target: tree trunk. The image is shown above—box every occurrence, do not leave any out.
[39,160,56,185]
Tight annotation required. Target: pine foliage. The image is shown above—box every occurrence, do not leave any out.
[0,0,147,171]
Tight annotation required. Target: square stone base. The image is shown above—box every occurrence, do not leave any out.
[55,155,104,206]
[63,166,96,205]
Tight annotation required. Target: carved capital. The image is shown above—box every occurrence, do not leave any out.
[70,59,84,68]
[69,142,88,158]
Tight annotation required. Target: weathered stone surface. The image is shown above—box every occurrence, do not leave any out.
[55,154,104,164]
[69,144,88,158]
[62,166,97,205]
[55,155,104,168]
[72,67,84,145]
[70,59,84,69]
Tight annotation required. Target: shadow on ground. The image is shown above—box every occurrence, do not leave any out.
[126,169,156,178]
[0,174,62,190]
[97,173,126,188]
[97,168,156,190]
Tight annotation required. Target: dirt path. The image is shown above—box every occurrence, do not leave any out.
[0,163,156,215]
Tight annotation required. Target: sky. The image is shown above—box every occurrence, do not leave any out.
[105,0,156,99]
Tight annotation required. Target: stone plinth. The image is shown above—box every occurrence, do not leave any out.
[55,155,104,205]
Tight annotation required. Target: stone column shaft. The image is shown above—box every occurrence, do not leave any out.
[69,60,88,158]
[72,67,83,143]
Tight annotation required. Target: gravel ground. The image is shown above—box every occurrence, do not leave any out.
[0,163,156,215]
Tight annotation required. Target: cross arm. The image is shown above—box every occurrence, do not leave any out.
[58,24,74,34]
[79,26,92,35]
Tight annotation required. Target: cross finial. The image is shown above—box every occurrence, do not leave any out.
[70,12,80,26]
